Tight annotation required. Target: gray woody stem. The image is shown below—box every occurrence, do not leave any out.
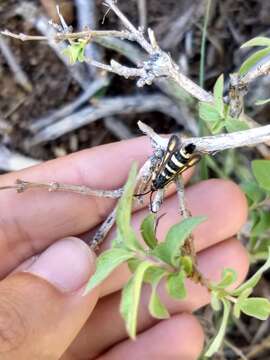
[138,121,270,153]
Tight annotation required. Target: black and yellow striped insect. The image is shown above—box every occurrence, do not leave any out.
[135,135,201,212]
[152,135,200,191]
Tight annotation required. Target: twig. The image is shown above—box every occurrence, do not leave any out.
[245,334,270,359]
[104,0,153,54]
[104,117,133,139]
[175,175,198,275]
[1,29,135,43]
[252,318,270,344]
[75,0,103,71]
[94,36,146,65]
[137,0,147,30]
[29,77,109,133]
[0,35,32,92]
[138,121,270,154]
[88,207,118,249]
[94,36,199,129]
[187,124,270,153]
[0,146,40,172]
[25,94,183,147]
[240,53,270,85]
[159,1,204,50]
[151,189,165,213]
[228,73,248,118]
[175,176,189,219]
[2,2,213,102]
[12,2,90,89]
[0,179,122,198]
[224,339,248,360]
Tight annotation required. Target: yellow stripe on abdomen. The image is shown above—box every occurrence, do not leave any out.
[171,154,184,168]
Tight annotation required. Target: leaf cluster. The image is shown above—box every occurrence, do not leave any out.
[242,160,270,260]
[205,251,270,357]
[62,39,88,64]
[198,74,248,134]
[84,164,206,338]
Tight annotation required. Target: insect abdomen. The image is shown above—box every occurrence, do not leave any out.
[153,151,188,189]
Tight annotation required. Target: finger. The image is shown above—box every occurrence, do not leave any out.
[0,137,192,277]
[66,237,249,358]
[99,179,247,296]
[0,237,99,359]
[96,314,204,360]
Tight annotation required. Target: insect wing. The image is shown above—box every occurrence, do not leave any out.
[187,154,201,167]
[156,135,179,174]
[178,154,201,175]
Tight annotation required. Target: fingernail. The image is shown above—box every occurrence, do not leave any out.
[25,237,95,292]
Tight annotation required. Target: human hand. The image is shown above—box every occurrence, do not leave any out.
[0,137,249,359]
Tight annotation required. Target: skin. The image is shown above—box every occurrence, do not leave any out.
[0,137,249,359]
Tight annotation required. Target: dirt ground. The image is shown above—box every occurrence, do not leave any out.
[0,0,270,359]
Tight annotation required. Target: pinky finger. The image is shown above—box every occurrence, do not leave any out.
[97,313,204,360]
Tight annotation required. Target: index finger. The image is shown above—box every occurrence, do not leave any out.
[0,137,192,277]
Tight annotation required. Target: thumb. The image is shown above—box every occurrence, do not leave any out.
[0,237,98,360]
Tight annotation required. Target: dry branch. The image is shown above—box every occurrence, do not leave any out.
[0,146,40,172]
[29,77,109,133]
[138,121,270,154]
[104,117,134,139]
[0,35,32,92]
[75,0,103,71]
[0,179,122,199]
[25,94,183,146]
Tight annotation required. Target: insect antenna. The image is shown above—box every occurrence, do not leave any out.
[133,189,153,197]
[134,189,157,214]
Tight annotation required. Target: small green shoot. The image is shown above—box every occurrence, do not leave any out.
[206,249,270,356]
[62,39,88,64]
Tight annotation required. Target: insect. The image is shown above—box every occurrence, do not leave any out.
[135,135,201,212]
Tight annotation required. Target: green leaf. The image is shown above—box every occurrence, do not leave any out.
[232,247,270,296]
[209,120,226,134]
[117,163,136,232]
[83,248,135,294]
[198,102,222,123]
[233,288,253,318]
[213,268,237,290]
[140,214,157,249]
[152,216,206,266]
[251,210,270,237]
[149,289,170,319]
[233,301,241,319]
[181,256,193,276]
[120,261,152,339]
[241,181,266,206]
[166,270,186,299]
[211,291,222,311]
[205,300,231,357]
[144,266,167,283]
[252,160,270,191]
[62,40,87,64]
[224,118,249,133]
[255,98,270,106]
[127,258,142,273]
[198,102,226,134]
[238,298,270,320]
[241,36,270,48]
[117,164,143,251]
[213,74,224,116]
[239,47,270,75]
[148,267,169,319]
